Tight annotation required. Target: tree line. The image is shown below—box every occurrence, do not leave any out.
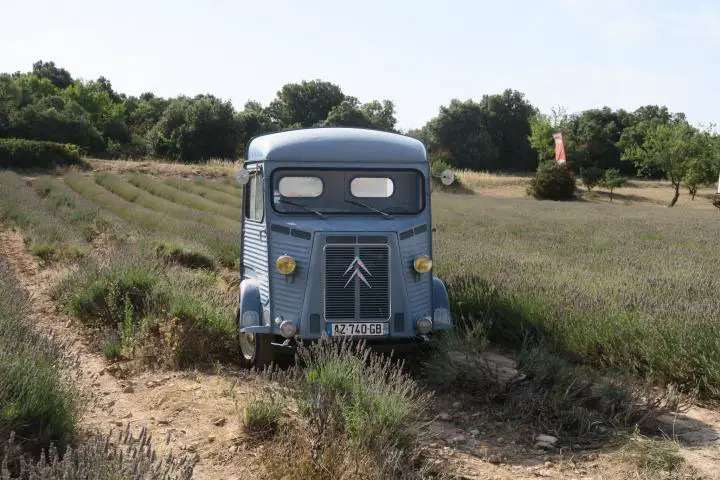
[1,60,718,203]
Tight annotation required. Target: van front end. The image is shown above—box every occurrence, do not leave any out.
[239,224,452,361]
[236,128,453,367]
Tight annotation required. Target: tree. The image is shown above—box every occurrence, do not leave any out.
[599,168,626,202]
[569,107,627,173]
[622,122,709,207]
[425,99,499,170]
[361,99,397,132]
[528,114,555,164]
[32,60,73,89]
[148,95,239,162]
[266,80,345,128]
[321,97,373,129]
[579,166,604,192]
[478,89,537,171]
[683,131,720,200]
[618,105,686,178]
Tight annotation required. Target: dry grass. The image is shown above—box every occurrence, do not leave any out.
[163,177,242,209]
[127,173,239,220]
[94,172,238,231]
[64,172,239,267]
[613,430,694,479]
[456,169,532,189]
[86,157,242,178]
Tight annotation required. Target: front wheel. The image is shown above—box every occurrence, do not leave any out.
[239,331,275,369]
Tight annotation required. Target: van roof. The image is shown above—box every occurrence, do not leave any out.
[246,127,428,164]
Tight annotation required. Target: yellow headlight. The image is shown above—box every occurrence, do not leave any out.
[413,255,432,273]
[276,255,296,275]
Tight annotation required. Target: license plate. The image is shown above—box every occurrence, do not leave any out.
[326,322,388,337]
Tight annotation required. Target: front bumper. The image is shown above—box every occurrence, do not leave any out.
[269,334,434,356]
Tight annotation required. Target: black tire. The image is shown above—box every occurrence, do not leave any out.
[239,331,275,369]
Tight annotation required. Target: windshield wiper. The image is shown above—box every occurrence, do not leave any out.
[277,198,325,218]
[344,199,393,219]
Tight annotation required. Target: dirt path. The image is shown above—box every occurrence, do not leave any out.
[3,225,720,479]
[0,229,261,480]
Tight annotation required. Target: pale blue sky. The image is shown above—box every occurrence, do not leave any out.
[2,0,718,131]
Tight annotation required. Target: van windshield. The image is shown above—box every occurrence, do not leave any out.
[271,168,424,215]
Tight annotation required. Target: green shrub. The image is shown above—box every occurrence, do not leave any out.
[242,392,283,441]
[54,257,161,328]
[0,139,85,169]
[255,337,435,479]
[527,160,577,200]
[52,252,236,367]
[155,241,215,270]
[600,168,627,202]
[0,260,78,457]
[579,166,604,191]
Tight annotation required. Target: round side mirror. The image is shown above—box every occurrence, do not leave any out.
[234,168,251,185]
[440,169,455,186]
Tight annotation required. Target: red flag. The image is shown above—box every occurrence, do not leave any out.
[552,132,567,163]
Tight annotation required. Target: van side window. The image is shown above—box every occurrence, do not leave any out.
[246,172,264,221]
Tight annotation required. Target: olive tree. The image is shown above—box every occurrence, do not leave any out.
[622,122,711,207]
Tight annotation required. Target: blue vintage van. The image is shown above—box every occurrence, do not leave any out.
[235,127,453,367]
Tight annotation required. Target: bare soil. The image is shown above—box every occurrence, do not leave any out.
[2,226,720,479]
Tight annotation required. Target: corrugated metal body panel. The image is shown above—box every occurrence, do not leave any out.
[269,228,311,322]
[242,221,269,303]
[401,229,432,321]
[248,127,427,164]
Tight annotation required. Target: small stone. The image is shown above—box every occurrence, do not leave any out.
[98,368,105,376]
[122,412,132,419]
[544,461,553,467]
[536,434,558,445]
[122,385,134,394]
[207,435,216,443]
[212,417,227,427]
[535,442,555,450]
[438,412,451,421]
[146,381,157,388]
[157,419,170,426]
[452,401,462,408]
[228,445,237,454]
[114,421,123,426]
[186,442,198,453]
[106,400,116,408]
[488,454,503,464]
[449,435,466,444]
[469,429,479,436]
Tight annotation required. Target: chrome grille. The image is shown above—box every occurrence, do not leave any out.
[324,241,390,321]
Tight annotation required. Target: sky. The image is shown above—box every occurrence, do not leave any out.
[1,0,719,132]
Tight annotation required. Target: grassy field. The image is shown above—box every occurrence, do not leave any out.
[2,167,719,397]
[2,162,718,478]
[433,190,720,395]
